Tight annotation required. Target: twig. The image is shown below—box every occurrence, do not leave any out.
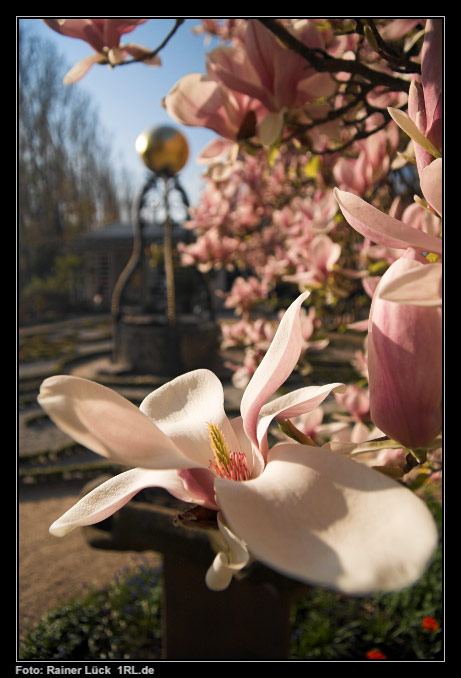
[363,19,421,73]
[257,18,416,91]
[117,18,185,66]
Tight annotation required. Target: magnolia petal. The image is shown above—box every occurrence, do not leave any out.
[176,468,218,509]
[256,383,346,456]
[229,416,265,478]
[42,19,106,52]
[420,158,442,217]
[240,292,309,448]
[215,443,438,595]
[197,138,235,165]
[164,73,235,140]
[421,19,443,131]
[334,188,443,255]
[140,369,240,468]
[205,513,250,590]
[378,262,442,306]
[63,53,104,84]
[38,375,192,470]
[49,467,196,537]
[123,43,162,66]
[257,110,285,146]
[387,107,442,158]
[367,253,443,448]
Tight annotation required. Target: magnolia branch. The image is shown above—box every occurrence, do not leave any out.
[257,18,418,91]
[118,18,185,66]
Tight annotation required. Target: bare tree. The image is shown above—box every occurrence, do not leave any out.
[18,23,127,292]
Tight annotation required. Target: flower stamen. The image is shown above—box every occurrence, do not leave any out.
[208,423,250,481]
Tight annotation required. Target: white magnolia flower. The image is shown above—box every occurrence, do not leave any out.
[38,293,437,593]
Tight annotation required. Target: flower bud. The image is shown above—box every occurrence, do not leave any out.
[368,249,442,449]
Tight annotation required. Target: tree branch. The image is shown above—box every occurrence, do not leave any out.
[117,18,185,66]
[257,18,417,91]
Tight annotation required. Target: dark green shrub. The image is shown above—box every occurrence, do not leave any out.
[19,562,162,660]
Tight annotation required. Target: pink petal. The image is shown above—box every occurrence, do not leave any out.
[164,73,238,140]
[49,467,198,537]
[214,443,438,594]
[334,188,443,255]
[42,19,106,52]
[123,43,162,66]
[229,416,265,477]
[38,376,192,470]
[378,261,442,306]
[197,138,235,164]
[240,292,309,448]
[420,158,442,216]
[176,468,218,509]
[408,80,433,175]
[421,19,443,131]
[103,19,148,47]
[368,252,442,448]
[140,369,240,468]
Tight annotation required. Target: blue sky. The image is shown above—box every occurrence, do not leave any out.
[19,18,224,206]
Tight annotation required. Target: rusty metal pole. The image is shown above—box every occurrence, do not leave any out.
[162,556,296,660]
[162,176,176,326]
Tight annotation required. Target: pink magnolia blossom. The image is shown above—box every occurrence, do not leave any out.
[42,19,160,83]
[333,116,400,195]
[285,234,342,288]
[223,276,270,315]
[206,20,336,145]
[367,249,442,448]
[335,384,370,422]
[163,72,265,164]
[38,293,436,594]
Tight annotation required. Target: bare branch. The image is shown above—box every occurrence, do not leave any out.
[257,18,418,91]
[117,19,185,67]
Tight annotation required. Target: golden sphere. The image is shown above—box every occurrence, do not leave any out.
[135,125,189,174]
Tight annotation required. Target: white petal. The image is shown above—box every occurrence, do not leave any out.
[38,376,192,470]
[257,383,346,455]
[215,443,438,594]
[241,292,309,448]
[49,468,196,537]
[205,513,250,590]
[140,369,239,468]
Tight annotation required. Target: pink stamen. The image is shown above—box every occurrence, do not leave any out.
[209,451,251,482]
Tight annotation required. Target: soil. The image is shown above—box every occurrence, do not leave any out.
[18,482,161,645]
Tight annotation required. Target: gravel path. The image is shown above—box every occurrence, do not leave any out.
[18,483,161,643]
